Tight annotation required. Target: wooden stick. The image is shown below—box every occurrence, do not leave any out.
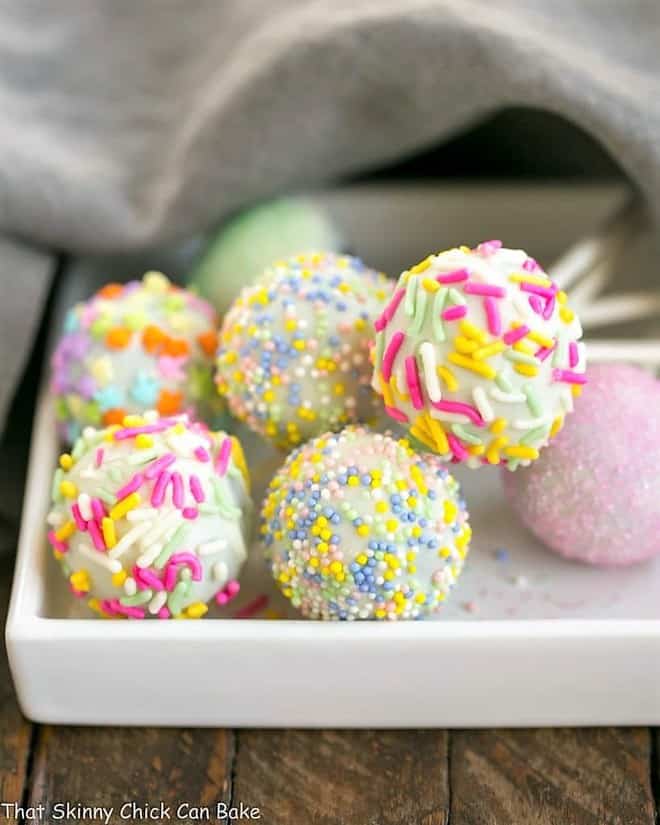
[586,339,660,365]
[581,292,660,328]
[550,195,647,292]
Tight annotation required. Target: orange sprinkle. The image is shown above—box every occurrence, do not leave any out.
[97,283,124,300]
[103,408,126,426]
[163,337,190,358]
[142,324,166,354]
[157,389,182,416]
[197,330,218,357]
[105,327,132,349]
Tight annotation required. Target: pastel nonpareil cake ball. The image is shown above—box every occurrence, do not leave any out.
[46,411,252,618]
[216,252,390,449]
[260,427,471,620]
[190,196,343,315]
[503,364,660,566]
[372,242,586,469]
[50,272,223,444]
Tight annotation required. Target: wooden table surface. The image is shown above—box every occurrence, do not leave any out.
[0,560,654,825]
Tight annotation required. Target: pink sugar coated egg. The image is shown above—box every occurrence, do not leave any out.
[503,364,660,566]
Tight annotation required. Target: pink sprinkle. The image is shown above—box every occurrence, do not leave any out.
[170,472,184,508]
[216,580,241,606]
[404,356,424,410]
[234,594,269,619]
[87,519,106,551]
[375,288,405,332]
[165,552,203,589]
[484,296,502,336]
[150,470,171,507]
[71,502,87,531]
[91,498,106,521]
[447,432,469,461]
[113,422,172,441]
[182,507,198,520]
[522,257,540,272]
[215,437,232,476]
[133,566,164,591]
[114,601,146,620]
[542,295,556,321]
[94,448,104,468]
[476,240,502,256]
[99,599,120,617]
[381,331,405,382]
[503,325,529,345]
[436,268,469,285]
[553,369,587,385]
[529,295,544,315]
[47,531,68,553]
[194,446,210,463]
[442,305,467,321]
[143,452,176,480]
[520,282,556,300]
[464,282,506,298]
[569,341,579,368]
[536,345,555,362]
[115,473,144,501]
[374,316,386,332]
[432,399,484,427]
[189,475,205,503]
[384,405,409,424]
[158,607,171,619]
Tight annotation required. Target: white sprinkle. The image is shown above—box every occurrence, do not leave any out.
[513,293,534,320]
[143,410,159,423]
[108,520,153,559]
[472,386,494,423]
[419,342,442,403]
[126,508,160,522]
[198,539,228,556]
[560,387,574,414]
[77,493,93,521]
[124,577,137,596]
[47,512,64,527]
[138,509,182,549]
[76,542,122,573]
[212,561,228,584]
[136,543,163,569]
[79,469,99,480]
[512,416,550,430]
[148,590,168,614]
[489,387,526,404]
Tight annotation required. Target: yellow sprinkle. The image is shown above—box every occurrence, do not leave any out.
[293,339,306,351]
[357,524,370,537]
[460,320,489,344]
[347,475,359,487]
[572,384,583,397]
[409,256,432,274]
[390,374,409,402]
[514,363,539,377]
[410,464,429,495]
[437,366,459,392]
[122,414,144,427]
[59,480,77,499]
[455,336,479,355]
[439,547,452,558]
[410,426,434,452]
[112,569,127,587]
[375,608,387,619]
[424,414,449,455]
[185,602,209,619]
[59,453,74,471]
[557,290,568,304]
[385,519,398,533]
[468,444,485,456]
[421,277,440,293]
[356,554,367,565]
[109,492,141,520]
[101,517,117,548]
[560,306,575,323]
[509,273,552,287]
[448,352,496,379]
[513,339,536,355]
[472,341,506,361]
[55,521,76,542]
[379,375,394,408]
[70,569,90,593]
[527,330,554,349]
[415,592,426,604]
[135,434,154,449]
[375,500,388,513]
[486,436,509,465]
[490,417,507,435]
[506,445,539,460]
[443,499,458,524]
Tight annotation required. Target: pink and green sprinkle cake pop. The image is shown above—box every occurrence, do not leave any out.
[46,411,251,618]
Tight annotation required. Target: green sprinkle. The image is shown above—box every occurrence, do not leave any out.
[375,330,385,366]
[108,466,124,483]
[432,287,448,343]
[523,384,542,417]
[507,459,521,472]
[154,524,190,569]
[521,424,551,446]
[167,580,190,616]
[404,275,418,317]
[120,589,153,607]
[553,338,568,367]
[96,487,117,505]
[51,468,64,502]
[211,478,241,519]
[495,373,513,392]
[71,439,86,459]
[410,287,428,335]
[504,350,538,366]
[451,424,483,445]
[448,287,466,306]
[60,560,71,577]
[128,448,161,465]
[197,503,220,516]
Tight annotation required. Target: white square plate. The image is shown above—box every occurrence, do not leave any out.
[7,183,660,726]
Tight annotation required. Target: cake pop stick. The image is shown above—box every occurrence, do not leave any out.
[585,339,660,365]
[581,292,660,328]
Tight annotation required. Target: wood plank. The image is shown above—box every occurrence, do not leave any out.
[451,728,655,825]
[28,727,234,824]
[232,729,449,825]
[0,557,33,809]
